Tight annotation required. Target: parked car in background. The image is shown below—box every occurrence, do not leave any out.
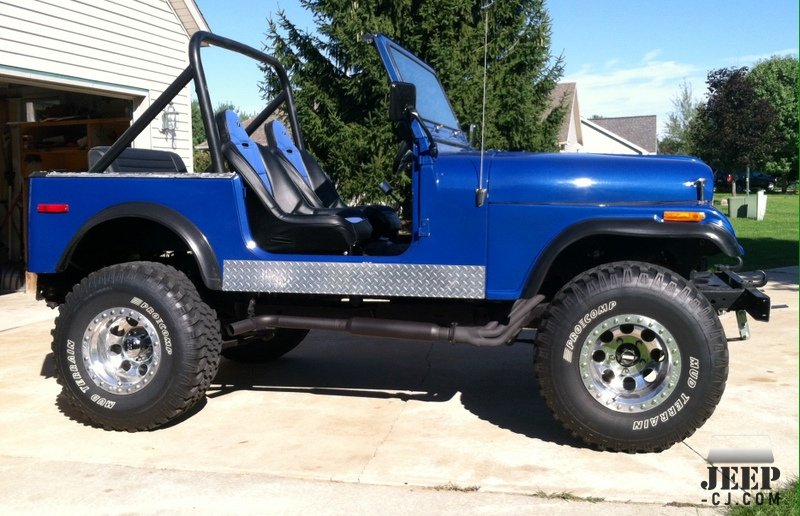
[734,171,775,193]
[715,171,776,193]
[713,171,733,192]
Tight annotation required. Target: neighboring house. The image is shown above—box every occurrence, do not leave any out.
[550,82,656,155]
[0,0,208,266]
[591,115,658,154]
[550,82,583,153]
[580,117,653,155]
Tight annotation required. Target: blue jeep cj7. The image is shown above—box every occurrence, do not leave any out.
[27,32,770,452]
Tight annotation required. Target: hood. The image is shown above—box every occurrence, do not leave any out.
[479,152,713,204]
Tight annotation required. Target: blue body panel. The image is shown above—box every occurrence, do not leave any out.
[485,152,715,204]
[485,203,734,299]
[29,144,736,301]
[27,174,247,273]
[27,165,487,274]
[442,149,729,299]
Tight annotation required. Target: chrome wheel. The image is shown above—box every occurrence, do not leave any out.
[578,314,682,413]
[81,307,161,395]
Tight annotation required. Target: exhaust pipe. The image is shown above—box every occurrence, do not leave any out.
[228,295,544,347]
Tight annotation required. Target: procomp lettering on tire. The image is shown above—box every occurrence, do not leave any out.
[130,296,173,356]
[535,261,728,452]
[562,300,617,363]
[52,262,222,431]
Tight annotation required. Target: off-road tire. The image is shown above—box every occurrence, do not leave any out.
[222,329,308,363]
[534,261,728,452]
[52,262,221,431]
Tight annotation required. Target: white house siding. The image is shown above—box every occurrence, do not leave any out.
[580,119,647,155]
[562,106,582,153]
[0,0,197,170]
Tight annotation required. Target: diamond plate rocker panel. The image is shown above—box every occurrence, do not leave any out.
[222,260,486,299]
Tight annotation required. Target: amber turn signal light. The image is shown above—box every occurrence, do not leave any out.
[663,211,705,222]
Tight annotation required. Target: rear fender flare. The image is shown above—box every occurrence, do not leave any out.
[58,203,221,290]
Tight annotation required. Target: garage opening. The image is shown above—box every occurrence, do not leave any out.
[0,79,136,292]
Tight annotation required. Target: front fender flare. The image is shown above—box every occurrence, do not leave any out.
[58,203,222,290]
[522,218,741,298]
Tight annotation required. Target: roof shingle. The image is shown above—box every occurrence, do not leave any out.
[590,115,657,153]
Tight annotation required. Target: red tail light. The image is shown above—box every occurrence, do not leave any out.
[37,203,69,214]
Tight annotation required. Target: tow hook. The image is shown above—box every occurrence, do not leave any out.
[730,310,751,342]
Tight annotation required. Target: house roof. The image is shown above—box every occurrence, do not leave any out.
[590,115,657,153]
[548,82,576,143]
[580,117,649,155]
[241,116,270,145]
[168,0,210,35]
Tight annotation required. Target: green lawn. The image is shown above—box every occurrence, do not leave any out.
[728,479,798,516]
[713,193,799,270]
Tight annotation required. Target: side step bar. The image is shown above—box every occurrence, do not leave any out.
[229,295,545,347]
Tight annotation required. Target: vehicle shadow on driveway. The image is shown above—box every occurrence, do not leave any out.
[209,331,583,448]
[41,331,583,447]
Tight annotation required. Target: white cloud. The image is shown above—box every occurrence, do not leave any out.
[562,46,799,137]
[726,48,798,65]
[642,49,662,62]
[564,52,703,136]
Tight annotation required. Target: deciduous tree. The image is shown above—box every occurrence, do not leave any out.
[749,55,798,188]
[659,80,697,155]
[191,100,251,171]
[687,67,777,178]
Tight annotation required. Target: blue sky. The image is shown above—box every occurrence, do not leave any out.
[194,0,799,136]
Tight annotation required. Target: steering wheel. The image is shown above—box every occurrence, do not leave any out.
[392,140,413,176]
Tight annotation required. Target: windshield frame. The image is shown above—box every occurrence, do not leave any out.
[373,35,470,149]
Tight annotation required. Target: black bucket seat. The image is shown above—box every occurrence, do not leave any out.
[265,120,401,240]
[216,110,372,254]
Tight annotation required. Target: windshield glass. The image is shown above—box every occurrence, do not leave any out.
[388,46,461,131]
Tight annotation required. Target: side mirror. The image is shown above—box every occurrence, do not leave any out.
[389,81,416,122]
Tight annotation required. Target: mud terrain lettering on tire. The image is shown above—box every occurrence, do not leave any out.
[688,356,700,388]
[632,393,690,430]
[90,393,116,409]
[66,339,90,393]
[52,262,221,431]
[562,300,617,363]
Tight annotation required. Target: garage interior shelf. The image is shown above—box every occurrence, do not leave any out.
[9,117,130,174]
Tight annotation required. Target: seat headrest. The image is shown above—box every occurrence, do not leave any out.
[265,119,310,184]
[216,110,248,145]
[216,110,272,193]
[88,146,187,173]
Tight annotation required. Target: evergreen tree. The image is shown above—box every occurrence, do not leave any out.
[263,0,564,202]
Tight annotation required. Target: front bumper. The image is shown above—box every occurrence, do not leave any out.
[691,270,771,322]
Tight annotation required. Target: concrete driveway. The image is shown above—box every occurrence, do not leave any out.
[0,267,797,513]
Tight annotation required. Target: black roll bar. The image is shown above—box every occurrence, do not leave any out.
[88,67,193,173]
[89,31,304,174]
